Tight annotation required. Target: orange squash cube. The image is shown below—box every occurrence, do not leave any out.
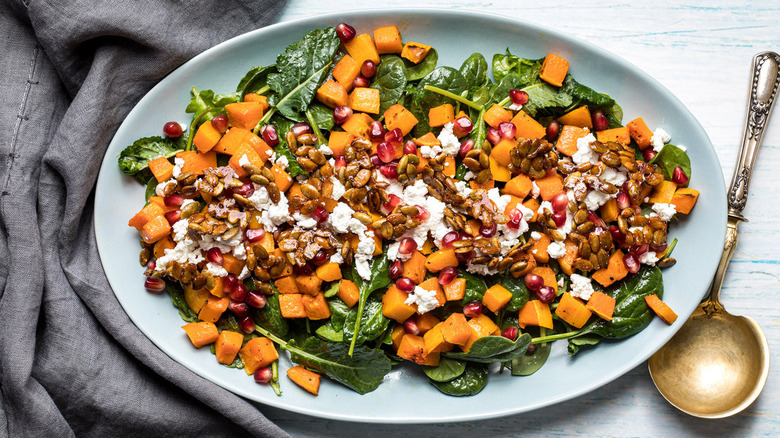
[348,87,380,114]
[443,277,466,301]
[328,131,354,157]
[181,322,219,348]
[384,104,418,136]
[482,284,512,313]
[302,293,331,320]
[239,337,279,375]
[400,42,431,64]
[215,330,244,365]
[503,174,534,199]
[671,188,699,214]
[337,279,360,307]
[373,25,403,54]
[539,53,569,87]
[402,250,427,284]
[597,127,630,145]
[198,296,230,323]
[332,54,361,91]
[278,293,306,318]
[192,120,223,153]
[592,249,629,288]
[287,366,321,395]
[316,79,349,108]
[555,125,590,157]
[425,248,459,272]
[555,293,592,328]
[557,105,593,129]
[397,334,429,364]
[148,157,175,182]
[482,103,513,128]
[535,172,565,202]
[344,33,380,65]
[517,300,554,329]
[416,313,441,334]
[294,274,322,296]
[428,103,454,127]
[627,117,653,150]
[417,277,446,311]
[511,110,546,140]
[341,112,374,139]
[645,294,678,324]
[128,202,165,231]
[423,322,453,353]
[586,291,616,321]
[184,285,210,313]
[140,215,171,244]
[381,286,417,323]
[440,313,471,346]
[225,102,263,130]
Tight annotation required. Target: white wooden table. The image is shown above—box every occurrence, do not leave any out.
[264,1,780,436]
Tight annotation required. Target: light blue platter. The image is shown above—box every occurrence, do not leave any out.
[94,9,727,424]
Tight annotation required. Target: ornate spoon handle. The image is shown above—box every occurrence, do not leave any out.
[728,51,780,216]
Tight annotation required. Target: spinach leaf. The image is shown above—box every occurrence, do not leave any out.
[511,327,551,376]
[185,88,240,122]
[252,289,289,338]
[405,48,438,82]
[499,272,530,312]
[560,75,616,113]
[343,297,390,345]
[267,27,340,120]
[323,280,340,298]
[412,67,468,137]
[167,283,198,323]
[444,333,532,363]
[347,252,391,355]
[306,102,335,132]
[327,298,351,332]
[490,73,524,104]
[269,115,307,178]
[423,357,467,382]
[144,177,157,202]
[430,364,488,396]
[118,136,182,176]
[459,53,488,90]
[650,144,691,187]
[315,323,344,342]
[370,56,408,114]
[492,51,541,84]
[236,65,277,98]
[567,334,601,355]
[460,271,488,304]
[522,83,574,118]
[286,337,391,394]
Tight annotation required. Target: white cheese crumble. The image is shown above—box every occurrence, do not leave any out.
[292,212,318,229]
[508,102,523,111]
[531,231,542,241]
[455,180,472,198]
[319,145,333,156]
[354,231,376,280]
[387,241,412,262]
[405,286,440,314]
[639,251,659,266]
[652,203,677,221]
[572,133,598,165]
[402,179,430,207]
[487,187,511,212]
[419,144,442,159]
[570,273,595,301]
[466,262,497,276]
[437,122,461,156]
[247,185,290,232]
[154,219,205,271]
[463,171,476,181]
[329,176,346,200]
[172,157,185,178]
[583,190,611,211]
[205,262,228,278]
[547,241,566,259]
[275,155,289,169]
[651,128,671,152]
[238,265,251,280]
[330,252,343,264]
[238,154,250,168]
[600,167,627,187]
[155,178,176,197]
[531,181,541,198]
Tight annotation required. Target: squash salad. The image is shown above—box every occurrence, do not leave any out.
[119,22,698,397]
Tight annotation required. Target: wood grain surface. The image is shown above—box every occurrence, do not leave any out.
[264,1,780,436]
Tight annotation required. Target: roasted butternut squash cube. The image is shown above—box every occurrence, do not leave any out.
[517,300,553,329]
[181,322,219,348]
[401,41,431,64]
[423,323,453,353]
[239,337,279,375]
[555,293,592,328]
[278,294,306,318]
[373,25,403,54]
[316,79,349,108]
[482,284,512,313]
[382,286,417,323]
[215,330,243,365]
[440,313,471,346]
[302,293,331,320]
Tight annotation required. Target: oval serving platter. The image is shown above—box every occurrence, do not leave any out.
[94,9,727,423]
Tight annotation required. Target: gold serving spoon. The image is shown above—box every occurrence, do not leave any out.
[648,51,779,418]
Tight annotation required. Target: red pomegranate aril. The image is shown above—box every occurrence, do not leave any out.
[616,191,631,210]
[438,267,458,285]
[588,212,606,229]
[312,206,329,224]
[551,192,569,213]
[207,247,224,265]
[398,237,417,255]
[163,121,183,138]
[524,273,544,291]
[379,164,399,179]
[164,210,181,225]
[526,344,537,354]
[377,141,396,163]
[509,89,529,105]
[506,219,521,230]
[385,127,403,143]
[254,367,273,385]
[211,114,228,133]
[396,277,416,292]
[629,244,649,258]
[486,127,502,145]
[463,301,483,318]
[403,140,417,155]
[261,125,279,147]
[334,156,347,169]
[229,283,248,302]
[234,182,255,197]
[455,249,476,263]
[245,228,266,243]
[246,291,267,308]
[312,249,329,266]
[361,60,377,78]
[146,260,156,270]
[353,75,370,89]
[458,138,475,158]
[163,194,183,207]
[335,22,356,43]
[609,225,624,243]
[479,222,497,238]
[415,205,430,221]
[389,260,403,279]
[383,194,402,211]
[546,120,560,141]
[553,212,567,228]
[536,286,556,304]
[238,315,255,334]
[592,110,608,132]
[624,253,640,274]
[291,122,312,138]
[370,154,382,167]
[229,301,249,318]
[144,277,166,293]
[403,318,420,335]
[333,106,353,125]
[453,116,474,137]
[441,231,460,249]
[650,242,668,253]
[642,148,657,162]
[672,166,689,185]
[369,121,386,140]
[223,274,238,294]
[502,326,519,341]
[508,208,524,223]
[495,122,514,140]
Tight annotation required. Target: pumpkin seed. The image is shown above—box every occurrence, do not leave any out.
[657,257,677,268]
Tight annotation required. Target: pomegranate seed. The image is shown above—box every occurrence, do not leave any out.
[334,156,347,168]
[455,249,476,263]
[398,237,417,255]
[333,106,353,125]
[546,120,560,140]
[459,232,472,241]
[291,122,311,138]
[370,154,382,167]
[553,212,566,228]
[383,194,402,211]
[229,283,248,302]
[164,210,181,225]
[233,182,255,197]
[403,140,417,155]
[458,138,475,158]
[609,225,624,243]
[403,318,420,335]
[389,260,403,279]
[463,301,483,318]
[245,228,266,243]
[527,344,537,354]
[588,212,606,229]
[238,315,255,333]
[379,164,399,179]
[524,273,544,291]
[502,326,519,341]
[229,301,249,318]
[293,264,313,276]
[361,60,377,78]
[509,89,529,106]
[453,117,474,137]
[163,121,182,138]
[395,277,416,292]
[415,205,429,221]
[624,253,640,274]
[211,114,228,133]
[312,249,329,265]
[144,277,166,293]
[312,206,329,223]
[486,127,501,145]
[498,121,517,139]
[642,148,657,162]
[592,110,608,132]
[223,275,238,294]
[438,267,458,285]
[551,192,569,213]
[377,141,395,163]
[441,231,460,249]
[616,192,630,210]
[207,247,224,265]
[672,166,689,185]
[261,125,279,147]
[650,242,668,253]
[146,260,156,270]
[479,222,497,238]
[335,22,356,43]
[536,286,556,304]
[508,208,523,223]
[506,220,521,230]
[164,194,183,207]
[246,291,267,308]
[254,367,273,384]
[385,128,403,143]
[353,75,370,88]
[629,244,649,258]
[369,121,386,140]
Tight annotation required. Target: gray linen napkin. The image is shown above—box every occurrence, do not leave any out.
[0,1,291,436]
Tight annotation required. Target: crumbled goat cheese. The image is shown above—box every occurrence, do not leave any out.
[531,231,542,241]
[651,128,672,152]
[572,133,599,165]
[154,219,205,271]
[319,145,333,155]
[570,273,595,301]
[437,122,461,156]
[205,263,228,278]
[293,212,318,229]
[583,190,611,211]
[238,154,250,167]
[330,252,343,264]
[238,265,251,280]
[464,171,476,181]
[495,203,535,255]
[329,176,346,200]
[402,179,430,207]
[248,185,290,232]
[639,251,659,266]
[600,167,627,187]
[420,144,442,158]
[531,181,541,198]
[466,262,497,276]
[547,242,566,259]
[375,173,404,198]
[508,102,523,111]
[487,188,512,212]
[328,203,366,235]
[275,155,289,169]
[354,231,376,280]
[652,203,677,221]
[405,285,441,314]
[172,157,185,178]
[155,179,175,197]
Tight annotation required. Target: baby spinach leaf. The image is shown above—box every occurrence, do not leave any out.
[444,333,532,363]
[315,323,344,342]
[167,283,198,323]
[370,56,408,114]
[522,83,574,118]
[460,271,488,304]
[347,252,391,355]
[405,48,438,82]
[144,177,157,202]
[492,51,541,85]
[499,272,530,312]
[430,364,488,396]
[343,297,390,345]
[511,341,551,376]
[560,75,615,113]
[567,334,601,355]
[252,290,289,338]
[118,136,182,175]
[323,280,340,298]
[185,88,240,122]
[267,27,341,120]
[412,67,468,137]
[650,144,691,187]
[459,53,488,90]
[236,65,277,98]
[306,102,335,132]
[490,73,524,105]
[327,298,351,332]
[423,357,467,382]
